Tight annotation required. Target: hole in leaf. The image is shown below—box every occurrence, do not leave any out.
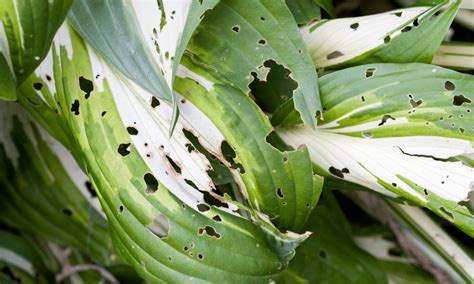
[401,26,412,33]
[62,208,72,216]
[144,173,159,194]
[365,68,376,78]
[79,76,94,99]
[118,143,131,156]
[319,250,326,258]
[408,94,423,108]
[119,205,124,213]
[329,166,349,178]
[388,247,403,256]
[231,25,240,33]
[378,114,395,126]
[33,82,43,90]
[197,204,210,212]
[393,12,402,17]
[151,97,160,108]
[384,36,391,43]
[198,225,221,239]
[212,215,222,222]
[327,51,344,60]
[166,155,182,174]
[127,127,138,135]
[276,188,284,198]
[221,141,245,173]
[71,100,80,115]
[444,81,455,91]
[258,39,266,45]
[453,95,471,106]
[249,59,298,113]
[350,23,359,30]
[85,181,97,197]
[185,179,229,208]
[101,111,107,117]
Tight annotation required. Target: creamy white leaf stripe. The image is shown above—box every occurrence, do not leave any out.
[301,6,429,68]
[277,126,473,204]
[130,0,192,89]
[47,23,240,215]
[0,247,34,276]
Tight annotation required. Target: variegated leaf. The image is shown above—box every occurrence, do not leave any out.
[277,63,474,236]
[0,0,72,101]
[68,0,219,134]
[186,0,322,129]
[16,22,303,282]
[302,0,461,69]
[176,56,323,232]
[0,101,112,264]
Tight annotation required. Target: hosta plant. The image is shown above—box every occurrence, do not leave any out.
[0,0,472,283]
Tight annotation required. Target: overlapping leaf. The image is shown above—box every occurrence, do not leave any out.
[0,0,72,101]
[176,58,323,232]
[302,0,461,69]
[278,192,389,283]
[0,102,112,263]
[68,0,220,133]
[277,63,474,235]
[15,22,305,282]
[186,0,322,129]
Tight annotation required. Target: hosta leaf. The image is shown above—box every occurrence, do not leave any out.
[186,0,321,129]
[17,23,289,282]
[279,192,388,283]
[302,0,461,69]
[176,58,323,232]
[0,102,112,263]
[432,42,474,70]
[0,230,57,284]
[68,0,219,134]
[285,0,322,25]
[277,63,474,236]
[0,0,72,99]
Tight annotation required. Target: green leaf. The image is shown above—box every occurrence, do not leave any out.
[0,0,72,90]
[302,0,461,69]
[314,0,335,18]
[279,192,388,283]
[186,0,321,129]
[0,55,16,100]
[0,102,112,264]
[285,0,322,25]
[277,63,474,236]
[68,0,219,134]
[0,230,58,284]
[176,57,323,232]
[17,23,287,282]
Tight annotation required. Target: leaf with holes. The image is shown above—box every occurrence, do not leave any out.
[176,56,323,232]
[186,0,322,129]
[302,0,461,69]
[16,22,300,282]
[0,0,72,101]
[68,0,219,134]
[277,63,474,236]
